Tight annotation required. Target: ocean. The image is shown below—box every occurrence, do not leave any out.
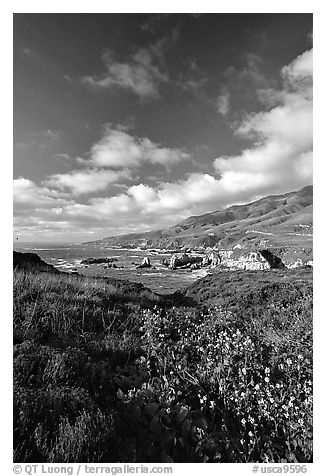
[13,242,209,294]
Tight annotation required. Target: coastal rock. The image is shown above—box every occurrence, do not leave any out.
[259,249,286,269]
[201,251,221,268]
[80,257,118,265]
[137,257,151,269]
[103,263,118,269]
[169,253,202,270]
[219,250,270,271]
[190,262,201,270]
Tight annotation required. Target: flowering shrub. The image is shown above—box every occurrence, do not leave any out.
[134,301,312,462]
[14,269,312,463]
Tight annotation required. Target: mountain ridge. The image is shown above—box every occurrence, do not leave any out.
[86,185,313,251]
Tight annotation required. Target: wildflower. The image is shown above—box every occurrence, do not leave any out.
[286,358,292,365]
[241,368,247,375]
[241,418,246,426]
[265,367,270,374]
[264,376,270,383]
[254,384,260,391]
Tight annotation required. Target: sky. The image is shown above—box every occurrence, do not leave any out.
[13,13,313,242]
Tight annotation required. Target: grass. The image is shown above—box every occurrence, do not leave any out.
[13,267,313,463]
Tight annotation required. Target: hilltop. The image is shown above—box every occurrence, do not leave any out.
[87,185,313,251]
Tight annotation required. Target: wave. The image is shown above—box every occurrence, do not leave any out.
[31,248,71,251]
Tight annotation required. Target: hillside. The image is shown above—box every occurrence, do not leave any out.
[14,251,60,274]
[87,185,313,251]
[14,264,312,463]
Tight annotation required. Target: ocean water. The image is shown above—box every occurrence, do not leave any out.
[13,242,209,294]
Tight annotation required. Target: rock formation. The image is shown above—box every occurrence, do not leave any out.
[259,250,286,269]
[137,257,151,269]
[218,250,280,271]
[169,253,203,270]
[80,257,118,265]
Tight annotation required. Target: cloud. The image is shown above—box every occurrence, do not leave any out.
[220,52,276,115]
[281,49,313,93]
[81,125,191,169]
[81,43,168,100]
[140,14,171,33]
[216,88,230,116]
[237,53,272,89]
[55,153,72,166]
[44,168,132,196]
[213,48,313,199]
[14,129,60,152]
[14,48,313,240]
[39,129,60,141]
[13,178,71,215]
[176,59,207,93]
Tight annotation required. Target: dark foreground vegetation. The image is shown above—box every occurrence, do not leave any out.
[14,264,313,463]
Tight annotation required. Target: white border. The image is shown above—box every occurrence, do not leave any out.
[3,2,325,474]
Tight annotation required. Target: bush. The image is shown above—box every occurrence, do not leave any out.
[13,268,313,463]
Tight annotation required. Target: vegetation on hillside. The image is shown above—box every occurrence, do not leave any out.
[14,267,313,463]
[87,185,313,250]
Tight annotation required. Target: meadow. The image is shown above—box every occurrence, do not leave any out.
[13,267,313,463]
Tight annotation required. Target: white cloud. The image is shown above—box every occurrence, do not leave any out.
[44,168,131,195]
[13,178,71,214]
[214,48,313,200]
[84,125,191,169]
[14,48,313,240]
[281,49,313,90]
[81,44,168,100]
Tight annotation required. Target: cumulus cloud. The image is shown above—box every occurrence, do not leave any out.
[44,168,131,196]
[213,48,312,199]
[13,178,72,215]
[82,125,191,169]
[81,43,168,100]
[14,48,313,240]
